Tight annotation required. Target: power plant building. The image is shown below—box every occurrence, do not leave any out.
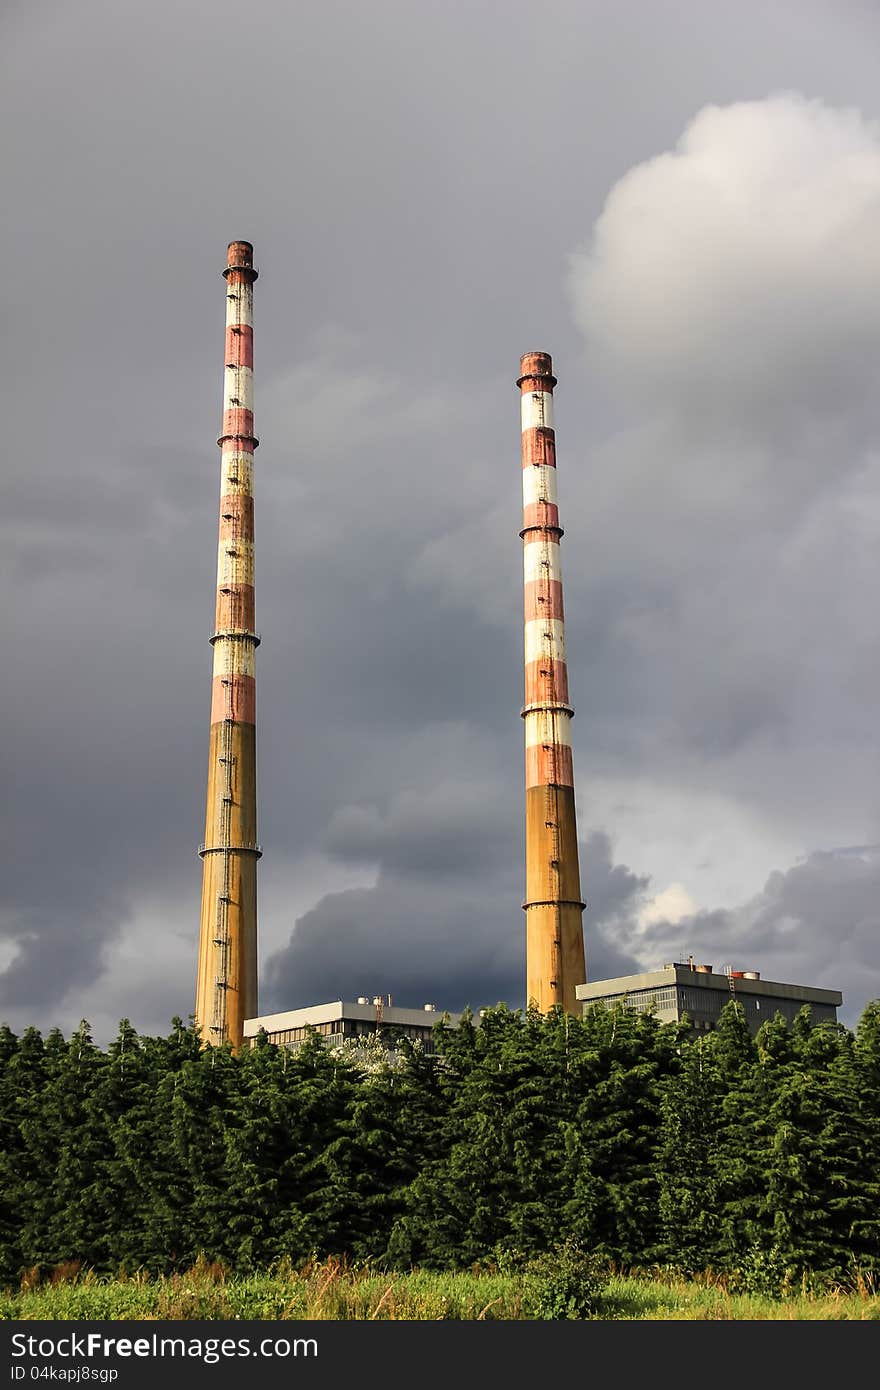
[576,961,842,1037]
[243,1000,464,1055]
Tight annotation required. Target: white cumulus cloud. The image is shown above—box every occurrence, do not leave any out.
[569,93,880,421]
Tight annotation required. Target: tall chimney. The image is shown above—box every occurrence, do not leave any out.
[195,241,261,1048]
[518,351,586,1014]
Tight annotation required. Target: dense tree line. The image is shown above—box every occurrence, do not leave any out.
[1,1000,878,1286]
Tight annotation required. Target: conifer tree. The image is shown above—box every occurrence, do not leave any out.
[850,1000,880,1268]
[168,1036,244,1265]
[756,1010,879,1278]
[387,1005,527,1267]
[0,1025,22,1282]
[11,1027,69,1275]
[124,1017,205,1271]
[219,1030,359,1268]
[344,1034,445,1263]
[656,1033,724,1271]
[81,1020,161,1271]
[568,1002,682,1263]
[40,1022,114,1269]
[274,1030,365,1262]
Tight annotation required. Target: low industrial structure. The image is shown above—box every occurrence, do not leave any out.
[243,998,463,1054]
[576,960,842,1037]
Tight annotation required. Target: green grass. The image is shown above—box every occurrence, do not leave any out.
[597,1267,880,1320]
[2,1257,878,1320]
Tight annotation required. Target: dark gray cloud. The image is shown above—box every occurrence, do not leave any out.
[265,824,645,1014]
[3,2,880,1042]
[580,831,651,935]
[631,847,880,1028]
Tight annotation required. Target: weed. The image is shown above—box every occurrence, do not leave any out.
[731,1245,793,1300]
[522,1238,608,1320]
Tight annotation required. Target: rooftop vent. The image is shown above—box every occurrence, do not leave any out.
[423,1003,437,1012]
[356,996,369,1005]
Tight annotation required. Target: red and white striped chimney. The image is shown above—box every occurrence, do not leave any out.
[195,241,261,1049]
[518,351,586,1014]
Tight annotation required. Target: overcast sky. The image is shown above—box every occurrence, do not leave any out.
[3,0,880,1042]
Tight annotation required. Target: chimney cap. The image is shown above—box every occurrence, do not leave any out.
[223,240,258,280]
[227,239,254,261]
[517,351,556,388]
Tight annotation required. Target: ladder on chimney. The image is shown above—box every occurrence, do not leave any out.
[540,536,562,1002]
[210,687,235,1043]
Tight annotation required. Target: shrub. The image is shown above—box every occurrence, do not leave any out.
[731,1245,793,1300]
[522,1238,607,1320]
